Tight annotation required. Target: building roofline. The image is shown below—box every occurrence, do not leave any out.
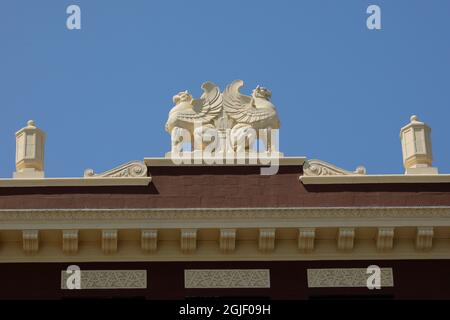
[300,174,450,185]
[0,177,151,188]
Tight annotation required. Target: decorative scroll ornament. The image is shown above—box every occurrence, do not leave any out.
[303,159,366,177]
[84,161,148,178]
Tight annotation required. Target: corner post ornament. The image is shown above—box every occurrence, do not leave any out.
[13,120,46,179]
[400,115,438,175]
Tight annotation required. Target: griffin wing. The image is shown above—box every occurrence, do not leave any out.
[174,82,222,124]
[223,80,277,124]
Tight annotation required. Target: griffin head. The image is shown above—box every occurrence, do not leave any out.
[252,85,272,101]
[172,90,193,105]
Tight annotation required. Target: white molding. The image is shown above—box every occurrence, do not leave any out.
[300,174,450,184]
[0,177,151,188]
[144,156,306,167]
[1,207,450,230]
[0,207,447,262]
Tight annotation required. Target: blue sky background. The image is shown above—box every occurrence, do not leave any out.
[0,0,449,177]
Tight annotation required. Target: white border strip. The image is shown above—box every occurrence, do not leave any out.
[300,174,450,184]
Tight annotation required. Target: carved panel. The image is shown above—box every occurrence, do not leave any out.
[416,226,434,251]
[62,229,78,254]
[307,268,394,288]
[61,270,147,289]
[185,269,270,288]
[141,229,157,252]
[258,228,275,252]
[1,207,449,222]
[22,230,39,253]
[220,229,236,252]
[298,228,315,252]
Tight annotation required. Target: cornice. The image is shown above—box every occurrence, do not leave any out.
[0,207,449,228]
[144,156,306,167]
[1,207,450,263]
[0,177,151,188]
[300,174,450,184]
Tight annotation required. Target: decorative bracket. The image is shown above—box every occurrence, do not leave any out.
[23,230,39,253]
[141,230,158,252]
[220,229,236,252]
[416,226,434,251]
[259,228,275,252]
[298,228,315,252]
[102,229,118,254]
[181,229,197,252]
[62,229,79,254]
[377,227,394,251]
[338,227,355,251]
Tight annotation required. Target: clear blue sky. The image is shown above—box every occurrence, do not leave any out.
[0,0,449,177]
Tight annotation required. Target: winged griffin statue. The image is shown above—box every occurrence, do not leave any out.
[165,82,223,153]
[223,80,280,153]
[165,80,280,155]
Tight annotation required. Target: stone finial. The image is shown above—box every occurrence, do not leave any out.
[13,120,46,178]
[400,115,438,174]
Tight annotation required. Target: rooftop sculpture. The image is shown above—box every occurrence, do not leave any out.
[0,82,442,182]
[165,80,281,156]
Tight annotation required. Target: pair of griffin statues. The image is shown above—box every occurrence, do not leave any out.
[165,80,281,154]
